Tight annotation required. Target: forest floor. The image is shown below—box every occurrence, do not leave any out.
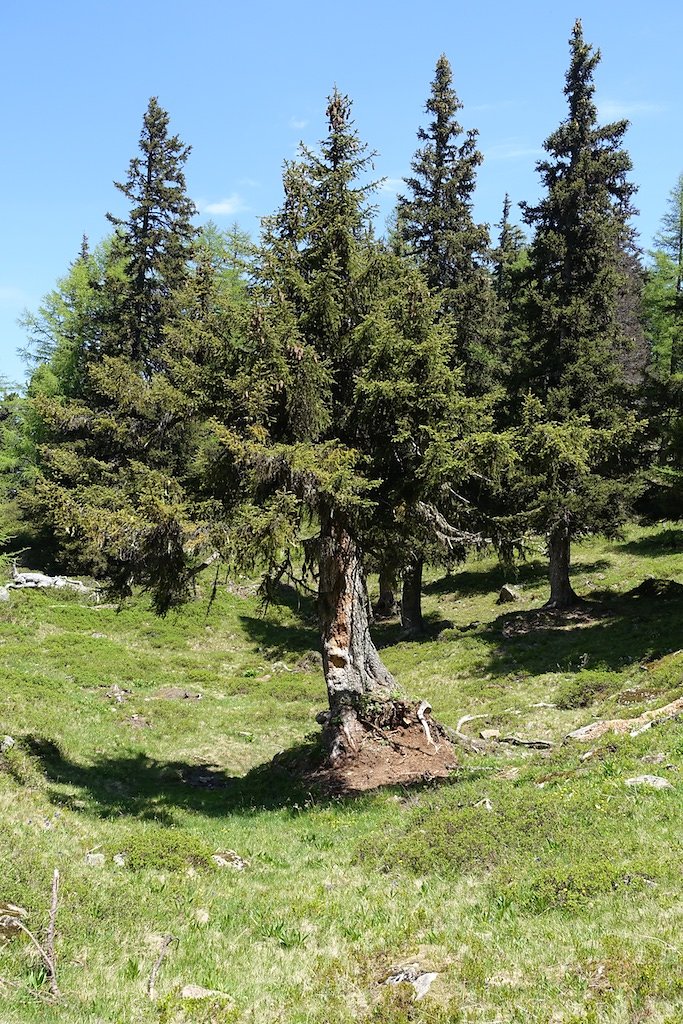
[1,522,683,1023]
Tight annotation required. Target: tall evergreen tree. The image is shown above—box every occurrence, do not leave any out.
[644,173,683,377]
[105,96,197,369]
[27,100,202,576]
[396,56,501,629]
[516,19,641,607]
[246,88,481,753]
[398,54,499,392]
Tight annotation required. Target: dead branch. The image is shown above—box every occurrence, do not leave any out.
[8,562,92,595]
[499,735,554,749]
[416,700,437,749]
[566,695,683,743]
[416,501,483,552]
[13,922,60,999]
[147,934,175,1001]
[46,869,59,998]
[187,550,221,578]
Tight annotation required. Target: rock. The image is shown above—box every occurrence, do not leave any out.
[181,984,231,1001]
[211,850,248,870]
[0,586,10,602]
[480,729,500,741]
[294,650,323,672]
[113,854,126,867]
[0,902,28,938]
[105,684,130,703]
[643,749,671,765]
[497,584,521,605]
[85,852,106,867]
[193,908,210,925]
[412,972,439,1000]
[625,775,673,790]
[383,964,439,1000]
[1,735,15,753]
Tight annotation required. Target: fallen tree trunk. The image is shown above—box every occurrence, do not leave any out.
[8,565,92,594]
[566,694,683,742]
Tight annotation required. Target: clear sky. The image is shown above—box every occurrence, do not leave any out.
[1,0,682,384]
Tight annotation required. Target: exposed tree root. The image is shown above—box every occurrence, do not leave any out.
[314,699,457,794]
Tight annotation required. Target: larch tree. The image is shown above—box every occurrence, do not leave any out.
[642,173,683,510]
[516,19,641,608]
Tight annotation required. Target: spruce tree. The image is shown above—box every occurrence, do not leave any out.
[105,96,197,369]
[248,89,473,752]
[399,54,499,392]
[516,19,641,607]
[396,55,501,630]
[28,100,203,578]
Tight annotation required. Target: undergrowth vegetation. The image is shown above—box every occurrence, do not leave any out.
[1,522,683,1022]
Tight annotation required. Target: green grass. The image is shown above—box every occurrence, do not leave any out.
[1,523,683,1022]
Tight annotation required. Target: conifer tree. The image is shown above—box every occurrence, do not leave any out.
[28,100,202,576]
[396,55,500,630]
[642,173,683,509]
[516,20,641,607]
[105,96,197,369]
[399,54,499,392]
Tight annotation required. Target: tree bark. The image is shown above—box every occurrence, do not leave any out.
[401,559,425,635]
[545,525,580,609]
[317,512,395,759]
[374,566,398,619]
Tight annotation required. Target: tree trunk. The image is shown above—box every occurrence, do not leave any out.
[374,566,398,619]
[545,525,580,609]
[317,512,395,760]
[401,559,425,635]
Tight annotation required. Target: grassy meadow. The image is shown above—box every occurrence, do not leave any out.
[1,522,683,1023]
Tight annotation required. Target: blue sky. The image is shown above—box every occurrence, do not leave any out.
[2,0,682,384]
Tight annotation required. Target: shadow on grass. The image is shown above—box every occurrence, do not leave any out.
[616,527,683,558]
[18,734,332,821]
[238,613,318,661]
[424,558,611,599]
[480,590,683,676]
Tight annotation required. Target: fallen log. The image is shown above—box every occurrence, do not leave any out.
[566,695,683,743]
[8,563,92,595]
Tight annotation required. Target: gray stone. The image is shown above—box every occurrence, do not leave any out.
[480,729,500,741]
[0,586,10,602]
[181,984,231,1001]
[497,584,521,605]
[413,973,439,1000]
[1,735,15,753]
[625,774,673,791]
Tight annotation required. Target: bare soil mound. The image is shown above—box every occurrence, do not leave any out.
[312,715,458,795]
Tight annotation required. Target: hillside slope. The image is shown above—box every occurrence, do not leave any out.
[1,523,683,1023]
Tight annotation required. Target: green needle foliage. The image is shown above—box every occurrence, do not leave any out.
[512,19,643,607]
[399,54,500,395]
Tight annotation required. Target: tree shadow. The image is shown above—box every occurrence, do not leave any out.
[616,528,683,557]
[479,590,683,677]
[238,614,318,661]
[423,558,611,599]
[17,734,332,822]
